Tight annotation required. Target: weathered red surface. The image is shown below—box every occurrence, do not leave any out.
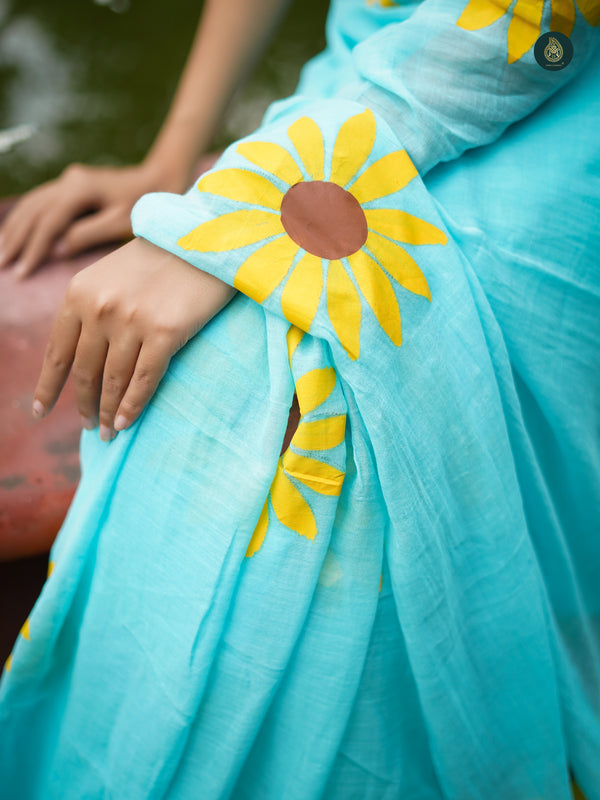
[0,202,115,560]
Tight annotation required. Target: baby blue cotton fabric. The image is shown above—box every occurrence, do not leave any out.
[1,1,599,798]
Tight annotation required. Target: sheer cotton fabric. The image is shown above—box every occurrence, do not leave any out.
[1,0,599,797]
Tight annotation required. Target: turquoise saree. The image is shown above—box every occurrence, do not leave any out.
[1,0,599,797]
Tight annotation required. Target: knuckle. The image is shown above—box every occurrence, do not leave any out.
[44,342,68,372]
[102,372,124,397]
[93,296,117,319]
[119,395,143,417]
[71,365,97,390]
[63,163,86,182]
[65,273,84,302]
[132,369,154,391]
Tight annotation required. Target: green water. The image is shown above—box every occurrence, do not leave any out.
[0,0,328,196]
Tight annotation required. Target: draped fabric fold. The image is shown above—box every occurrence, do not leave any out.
[1,1,599,797]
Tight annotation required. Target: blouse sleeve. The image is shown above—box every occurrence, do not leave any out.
[131,0,599,362]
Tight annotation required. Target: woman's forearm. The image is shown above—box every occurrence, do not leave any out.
[144,0,293,189]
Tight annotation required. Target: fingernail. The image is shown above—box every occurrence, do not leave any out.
[99,424,115,442]
[14,260,28,278]
[52,241,68,258]
[32,399,46,419]
[80,415,95,431]
[114,414,128,432]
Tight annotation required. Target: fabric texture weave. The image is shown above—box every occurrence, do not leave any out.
[1,0,599,797]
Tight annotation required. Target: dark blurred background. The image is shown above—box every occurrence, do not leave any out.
[0,0,328,197]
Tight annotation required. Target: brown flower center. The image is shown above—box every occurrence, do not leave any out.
[280,181,367,259]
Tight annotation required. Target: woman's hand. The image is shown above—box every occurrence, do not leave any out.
[32,237,236,441]
[0,162,189,279]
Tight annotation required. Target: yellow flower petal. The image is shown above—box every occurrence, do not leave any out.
[550,0,576,34]
[20,618,30,641]
[366,231,431,300]
[347,250,402,346]
[270,463,318,539]
[349,150,418,204]
[575,0,600,25]
[234,235,299,303]
[327,260,362,360]
[365,209,447,246]
[237,141,304,186]
[4,653,12,673]
[281,253,323,332]
[294,367,337,415]
[196,168,284,211]
[288,117,325,181]
[178,209,283,253]
[286,326,305,362]
[456,0,512,30]
[291,415,346,451]
[246,500,269,558]
[47,560,55,578]
[283,451,345,496]
[330,109,376,188]
[507,0,543,63]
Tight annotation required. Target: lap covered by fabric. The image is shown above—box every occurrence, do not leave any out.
[1,0,599,798]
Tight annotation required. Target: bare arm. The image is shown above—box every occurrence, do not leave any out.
[0,0,291,278]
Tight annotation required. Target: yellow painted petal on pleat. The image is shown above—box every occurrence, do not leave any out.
[281,253,323,332]
[234,235,299,302]
[196,169,284,211]
[365,209,447,246]
[507,0,544,62]
[270,464,318,539]
[347,250,402,346]
[283,451,345,496]
[291,415,346,451]
[237,141,304,186]
[550,0,575,34]
[47,561,55,578]
[456,0,512,29]
[288,117,325,181]
[4,654,12,673]
[366,231,431,299]
[178,209,283,253]
[330,109,377,188]
[576,0,600,25]
[286,326,305,362]
[349,150,418,204]
[295,367,337,415]
[246,500,269,557]
[327,260,361,360]
[20,618,30,640]
[572,778,588,800]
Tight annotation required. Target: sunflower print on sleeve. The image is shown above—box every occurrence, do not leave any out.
[178,110,446,360]
[246,329,346,558]
[457,0,600,63]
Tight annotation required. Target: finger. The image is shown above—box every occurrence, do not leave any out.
[71,333,109,429]
[0,190,49,270]
[98,336,142,441]
[53,207,132,259]
[32,305,82,419]
[113,340,173,432]
[13,199,91,278]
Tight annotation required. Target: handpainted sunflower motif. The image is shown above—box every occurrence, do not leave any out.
[367,0,399,7]
[246,330,346,558]
[457,0,599,63]
[178,109,447,360]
